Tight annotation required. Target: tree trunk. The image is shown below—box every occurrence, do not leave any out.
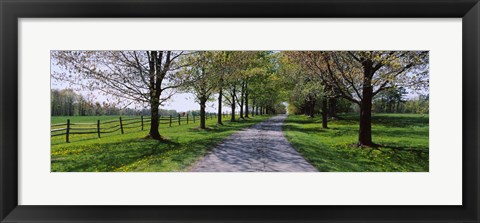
[251,99,255,117]
[200,98,207,129]
[309,96,315,118]
[321,97,328,128]
[358,60,374,146]
[231,88,236,122]
[217,88,223,125]
[239,82,245,119]
[304,99,309,116]
[328,97,337,118]
[149,99,161,140]
[245,82,249,118]
[231,102,236,121]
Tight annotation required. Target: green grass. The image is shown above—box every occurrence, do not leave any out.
[51,115,270,172]
[283,114,429,172]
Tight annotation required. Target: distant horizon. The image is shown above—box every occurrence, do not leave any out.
[50,86,229,113]
[49,85,427,114]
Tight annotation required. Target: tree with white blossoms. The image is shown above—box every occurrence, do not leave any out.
[290,51,429,146]
[52,51,187,140]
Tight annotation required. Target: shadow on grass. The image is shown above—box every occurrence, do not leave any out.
[52,136,225,172]
[380,146,428,153]
[376,128,429,138]
[372,114,428,128]
[325,113,428,128]
[283,124,329,134]
[284,114,429,172]
[51,116,271,172]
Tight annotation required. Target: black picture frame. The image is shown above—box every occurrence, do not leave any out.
[1,0,479,222]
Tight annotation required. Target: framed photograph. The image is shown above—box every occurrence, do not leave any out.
[1,0,479,222]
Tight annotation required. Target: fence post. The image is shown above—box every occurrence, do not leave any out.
[187,114,189,124]
[119,117,124,134]
[97,120,101,138]
[178,114,181,125]
[193,114,196,123]
[66,119,70,143]
[169,115,172,127]
[141,115,144,130]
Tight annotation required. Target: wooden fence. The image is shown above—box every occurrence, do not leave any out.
[51,113,219,143]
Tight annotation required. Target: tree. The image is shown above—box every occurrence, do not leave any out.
[180,51,219,129]
[374,86,407,113]
[404,94,429,114]
[242,51,273,118]
[50,89,83,116]
[52,51,186,140]
[213,51,231,125]
[290,51,429,146]
[279,53,327,127]
[244,52,287,116]
[221,52,253,122]
[231,52,258,120]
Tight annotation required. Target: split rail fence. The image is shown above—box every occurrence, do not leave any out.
[51,113,222,143]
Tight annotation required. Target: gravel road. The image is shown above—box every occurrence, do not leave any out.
[190,115,317,172]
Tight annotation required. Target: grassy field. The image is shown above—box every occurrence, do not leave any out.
[51,115,270,172]
[283,114,429,172]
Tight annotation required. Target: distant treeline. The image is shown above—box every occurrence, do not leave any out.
[51,89,184,116]
[290,87,429,116]
[371,87,429,114]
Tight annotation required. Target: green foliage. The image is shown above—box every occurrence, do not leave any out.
[179,51,221,101]
[373,92,429,115]
[283,114,429,172]
[335,97,354,113]
[277,52,327,116]
[403,94,429,114]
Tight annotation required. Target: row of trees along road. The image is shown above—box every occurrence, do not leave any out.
[52,51,284,140]
[279,51,429,147]
[53,51,428,146]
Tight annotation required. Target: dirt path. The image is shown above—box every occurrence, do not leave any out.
[190,115,317,172]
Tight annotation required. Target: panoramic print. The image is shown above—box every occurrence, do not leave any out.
[51,51,429,172]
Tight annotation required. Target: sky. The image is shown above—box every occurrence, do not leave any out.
[162,93,223,113]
